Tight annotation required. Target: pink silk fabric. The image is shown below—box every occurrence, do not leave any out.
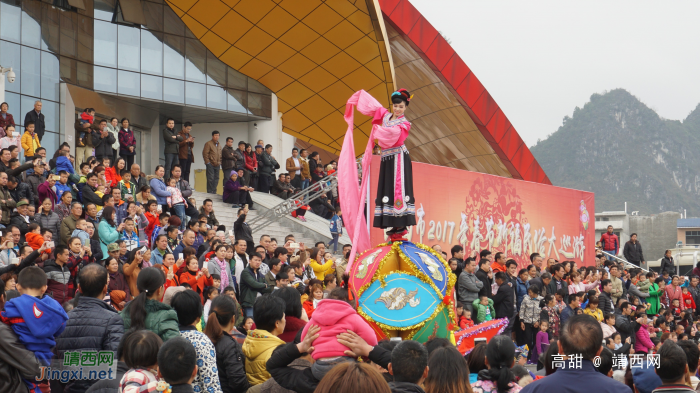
[338,90,410,271]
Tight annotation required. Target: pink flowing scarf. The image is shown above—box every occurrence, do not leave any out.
[338,90,406,271]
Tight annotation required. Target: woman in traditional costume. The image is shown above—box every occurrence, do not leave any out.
[372,89,416,234]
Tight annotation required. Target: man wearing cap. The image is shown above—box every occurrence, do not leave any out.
[106,243,121,265]
[10,200,34,243]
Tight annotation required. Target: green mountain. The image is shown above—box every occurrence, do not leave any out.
[530,89,700,215]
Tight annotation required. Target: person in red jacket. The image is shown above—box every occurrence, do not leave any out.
[599,225,619,261]
[682,286,696,311]
[179,256,213,303]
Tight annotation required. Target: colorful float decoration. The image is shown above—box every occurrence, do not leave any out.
[454,318,509,355]
[348,241,457,342]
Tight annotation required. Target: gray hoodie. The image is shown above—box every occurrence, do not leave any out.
[458,271,483,306]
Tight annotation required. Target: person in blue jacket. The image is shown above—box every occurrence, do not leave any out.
[329,207,343,254]
[148,165,171,214]
[2,266,68,393]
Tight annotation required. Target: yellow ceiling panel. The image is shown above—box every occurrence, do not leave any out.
[187,0,229,28]
[211,11,253,44]
[306,125,336,146]
[298,67,337,92]
[344,35,380,65]
[325,0,358,18]
[346,9,373,34]
[277,98,292,113]
[256,5,297,38]
[165,0,188,16]
[353,0,368,14]
[302,4,344,35]
[234,27,276,56]
[295,94,336,122]
[316,111,348,138]
[218,46,253,69]
[199,31,230,57]
[281,109,314,132]
[300,37,341,64]
[181,14,208,39]
[256,69,294,91]
[277,53,317,79]
[256,40,296,67]
[318,80,355,109]
[233,0,276,24]
[367,83,390,107]
[277,81,315,107]
[238,58,273,79]
[166,0,197,13]
[321,51,362,79]
[342,66,381,92]
[219,0,240,8]
[278,0,322,20]
[323,20,364,50]
[278,23,320,51]
[364,56,384,79]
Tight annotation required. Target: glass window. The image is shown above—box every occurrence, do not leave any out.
[117,25,140,72]
[185,38,205,83]
[40,4,60,53]
[227,67,247,90]
[41,51,60,101]
[0,41,21,93]
[141,31,163,75]
[77,12,94,63]
[59,56,76,85]
[227,89,247,114]
[248,93,264,117]
[4,92,20,125]
[94,20,117,67]
[206,51,226,86]
[163,34,184,79]
[40,132,59,157]
[0,0,21,43]
[94,0,115,21]
[94,66,117,93]
[163,78,184,104]
[60,11,78,58]
[20,47,40,98]
[118,69,140,96]
[42,101,59,132]
[21,5,42,48]
[687,231,700,245]
[20,95,37,127]
[141,74,162,100]
[185,82,205,107]
[163,5,184,36]
[77,61,93,89]
[207,85,226,110]
[143,1,163,32]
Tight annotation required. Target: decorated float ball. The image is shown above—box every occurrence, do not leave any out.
[348,241,456,342]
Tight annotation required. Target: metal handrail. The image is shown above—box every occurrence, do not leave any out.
[601,250,649,273]
[247,173,338,233]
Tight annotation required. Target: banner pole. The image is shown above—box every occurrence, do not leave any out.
[366,170,371,238]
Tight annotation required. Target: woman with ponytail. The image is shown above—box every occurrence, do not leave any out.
[471,335,521,393]
[204,295,250,393]
[121,267,180,341]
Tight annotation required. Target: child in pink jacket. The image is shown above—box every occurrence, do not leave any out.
[634,314,655,354]
[300,290,378,361]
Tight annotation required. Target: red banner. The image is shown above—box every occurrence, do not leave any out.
[369,158,596,268]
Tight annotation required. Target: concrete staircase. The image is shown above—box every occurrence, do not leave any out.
[190,191,351,248]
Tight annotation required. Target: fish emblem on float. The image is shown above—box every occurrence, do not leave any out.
[375,288,420,310]
[356,249,382,279]
[417,252,443,282]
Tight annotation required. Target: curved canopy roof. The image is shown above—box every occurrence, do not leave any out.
[164,0,549,184]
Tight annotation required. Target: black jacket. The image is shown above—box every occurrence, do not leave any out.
[6,161,34,180]
[24,109,45,140]
[614,309,637,345]
[162,127,182,155]
[234,213,253,243]
[0,323,42,393]
[26,173,44,202]
[267,343,392,393]
[475,268,492,298]
[91,129,116,159]
[598,290,614,316]
[492,282,515,319]
[9,182,34,207]
[214,332,249,393]
[82,183,103,206]
[660,257,675,275]
[55,296,124,393]
[623,241,644,263]
[85,361,128,393]
[389,382,426,393]
[9,211,32,242]
[221,146,236,170]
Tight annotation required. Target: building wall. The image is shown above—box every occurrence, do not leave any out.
[628,211,681,262]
